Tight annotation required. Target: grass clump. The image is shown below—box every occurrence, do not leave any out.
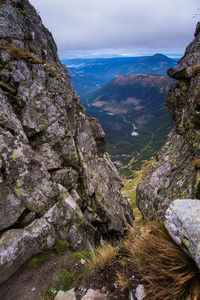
[120,223,200,300]
[42,288,57,300]
[54,240,70,254]
[88,243,117,270]
[71,250,93,262]
[58,269,75,291]
[193,158,200,170]
[45,66,61,80]
[0,43,40,64]
[28,250,49,269]
[192,65,200,77]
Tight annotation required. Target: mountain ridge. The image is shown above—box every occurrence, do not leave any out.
[62,54,177,102]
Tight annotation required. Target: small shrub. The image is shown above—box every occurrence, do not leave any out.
[121,222,200,300]
[58,270,75,291]
[88,243,117,270]
[28,250,49,269]
[54,240,70,254]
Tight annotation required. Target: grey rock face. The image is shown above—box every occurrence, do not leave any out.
[0,0,133,283]
[137,23,200,220]
[165,199,200,269]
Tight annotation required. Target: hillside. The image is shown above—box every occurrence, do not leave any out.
[86,74,176,175]
[63,54,177,102]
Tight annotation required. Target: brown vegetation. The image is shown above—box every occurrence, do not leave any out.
[0,43,40,64]
[194,88,200,104]
[88,243,117,270]
[193,158,200,170]
[192,65,200,77]
[0,43,61,80]
[120,223,200,300]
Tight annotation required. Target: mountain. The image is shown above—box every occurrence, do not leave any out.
[62,54,177,102]
[85,74,176,175]
[0,0,133,284]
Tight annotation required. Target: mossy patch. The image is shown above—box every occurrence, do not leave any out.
[28,250,50,269]
[54,240,70,254]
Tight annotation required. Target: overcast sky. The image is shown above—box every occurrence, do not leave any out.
[30,0,199,58]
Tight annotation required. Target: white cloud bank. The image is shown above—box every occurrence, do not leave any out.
[30,0,199,55]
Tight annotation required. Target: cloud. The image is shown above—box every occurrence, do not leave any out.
[30,0,199,52]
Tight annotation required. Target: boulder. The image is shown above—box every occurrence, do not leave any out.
[165,199,200,269]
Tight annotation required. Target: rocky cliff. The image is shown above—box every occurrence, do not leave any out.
[137,22,200,220]
[0,0,133,284]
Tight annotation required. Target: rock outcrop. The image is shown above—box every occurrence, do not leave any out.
[165,199,200,270]
[0,0,133,284]
[137,22,200,220]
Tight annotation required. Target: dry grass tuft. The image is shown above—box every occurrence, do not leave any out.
[120,222,200,300]
[193,158,200,170]
[45,66,61,80]
[88,243,117,270]
[192,65,200,77]
[117,272,132,291]
[194,88,200,104]
[0,43,41,64]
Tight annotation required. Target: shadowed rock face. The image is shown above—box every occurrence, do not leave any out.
[137,23,200,220]
[0,0,134,283]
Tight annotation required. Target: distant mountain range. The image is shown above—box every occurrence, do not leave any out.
[62,54,177,102]
[85,74,176,175]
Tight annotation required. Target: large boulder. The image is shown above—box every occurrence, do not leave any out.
[0,0,134,283]
[137,23,200,220]
[165,199,200,269]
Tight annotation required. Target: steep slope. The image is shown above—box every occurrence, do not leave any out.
[63,54,177,101]
[137,22,200,220]
[0,0,133,284]
[86,74,175,173]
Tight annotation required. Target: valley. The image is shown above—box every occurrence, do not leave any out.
[62,54,178,177]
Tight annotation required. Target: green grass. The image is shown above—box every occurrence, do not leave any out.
[58,270,75,291]
[28,250,49,269]
[121,157,156,224]
[54,240,70,254]
[42,288,57,300]
[71,250,93,262]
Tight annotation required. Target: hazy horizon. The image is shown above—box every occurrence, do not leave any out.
[30,0,199,59]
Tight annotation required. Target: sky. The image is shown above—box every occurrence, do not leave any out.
[30,0,199,59]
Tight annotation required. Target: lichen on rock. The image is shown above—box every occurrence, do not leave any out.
[165,199,200,270]
[0,0,134,284]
